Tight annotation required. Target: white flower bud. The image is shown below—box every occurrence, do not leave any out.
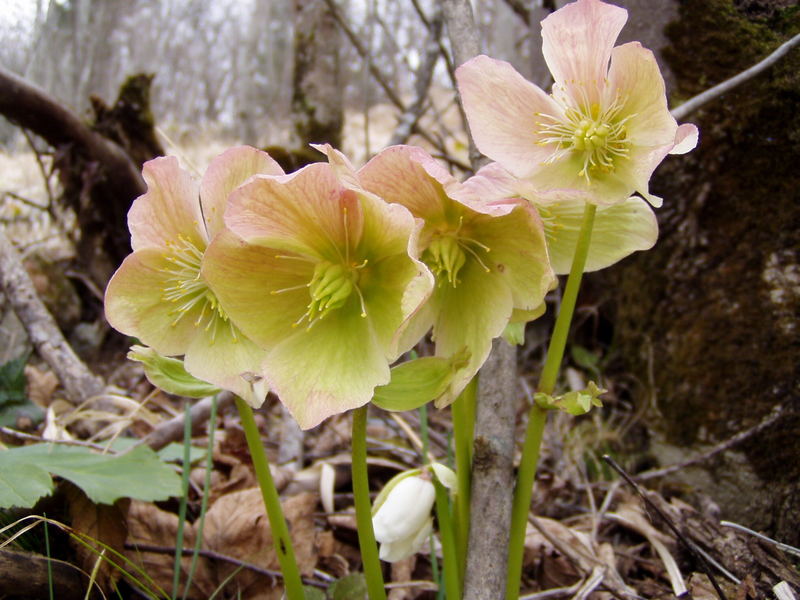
[372,475,435,561]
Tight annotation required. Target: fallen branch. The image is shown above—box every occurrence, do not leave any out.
[634,403,785,481]
[0,228,105,404]
[0,66,145,201]
[138,391,235,452]
[0,548,95,600]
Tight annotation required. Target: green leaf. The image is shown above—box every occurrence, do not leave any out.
[534,381,606,416]
[372,349,470,412]
[107,437,206,465]
[0,353,29,406]
[327,573,368,600]
[0,461,53,508]
[128,345,221,398]
[302,586,326,600]
[0,444,182,508]
[571,345,601,378]
[0,400,44,428]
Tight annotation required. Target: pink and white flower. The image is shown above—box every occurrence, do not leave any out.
[456,0,698,207]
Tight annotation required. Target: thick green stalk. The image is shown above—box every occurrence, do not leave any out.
[351,405,387,600]
[451,376,476,579]
[506,203,596,600]
[235,398,305,600]
[434,479,462,600]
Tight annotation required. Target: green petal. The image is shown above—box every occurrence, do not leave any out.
[202,230,315,350]
[541,196,657,274]
[467,203,554,310]
[225,163,364,263]
[432,260,514,407]
[264,304,390,430]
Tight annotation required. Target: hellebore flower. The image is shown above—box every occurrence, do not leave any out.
[104,146,284,404]
[372,463,456,562]
[461,161,657,273]
[455,0,698,207]
[349,145,555,405]
[201,161,434,429]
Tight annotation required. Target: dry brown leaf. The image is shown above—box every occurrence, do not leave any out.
[66,484,129,591]
[202,489,319,599]
[124,499,215,598]
[25,364,59,408]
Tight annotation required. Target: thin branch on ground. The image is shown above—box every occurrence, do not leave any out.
[671,33,800,121]
[634,404,785,481]
[137,392,235,452]
[122,542,327,589]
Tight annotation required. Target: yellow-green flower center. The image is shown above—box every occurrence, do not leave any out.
[162,235,237,343]
[537,97,633,182]
[278,258,369,329]
[423,225,491,288]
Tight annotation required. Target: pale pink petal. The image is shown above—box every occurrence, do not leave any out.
[607,43,676,148]
[225,163,364,261]
[358,145,453,224]
[670,123,699,154]
[313,143,362,189]
[264,305,390,430]
[200,146,284,237]
[456,55,562,178]
[542,0,627,104]
[104,248,199,356]
[184,328,269,407]
[128,156,205,251]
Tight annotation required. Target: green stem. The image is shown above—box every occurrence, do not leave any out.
[235,398,305,600]
[433,479,462,600]
[173,400,193,599]
[351,405,387,600]
[506,203,596,600]
[451,376,476,580]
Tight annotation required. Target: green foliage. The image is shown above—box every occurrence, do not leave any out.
[0,443,182,508]
[0,353,43,427]
[535,381,606,416]
[327,573,368,600]
[372,350,470,412]
[127,345,221,398]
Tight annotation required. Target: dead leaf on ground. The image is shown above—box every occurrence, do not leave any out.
[202,489,320,599]
[25,364,60,408]
[124,499,215,598]
[66,484,129,592]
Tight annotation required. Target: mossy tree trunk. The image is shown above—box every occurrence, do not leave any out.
[608,0,800,543]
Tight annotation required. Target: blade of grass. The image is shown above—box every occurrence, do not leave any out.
[44,511,53,600]
[182,394,218,600]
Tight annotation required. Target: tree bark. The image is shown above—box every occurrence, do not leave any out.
[607,0,800,545]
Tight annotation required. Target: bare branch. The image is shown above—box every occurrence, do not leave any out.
[389,4,443,146]
[671,33,800,121]
[138,391,235,452]
[0,227,105,404]
[0,66,145,200]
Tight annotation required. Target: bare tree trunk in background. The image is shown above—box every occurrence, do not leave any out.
[291,0,344,151]
[442,2,517,599]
